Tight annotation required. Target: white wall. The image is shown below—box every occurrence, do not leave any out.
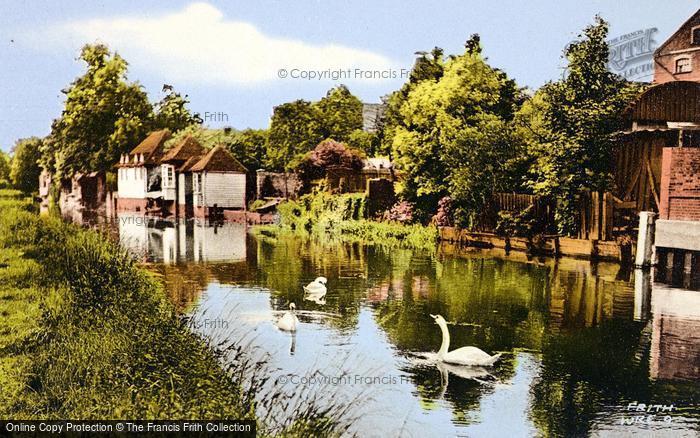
[195,171,245,209]
[178,173,186,205]
[117,167,148,199]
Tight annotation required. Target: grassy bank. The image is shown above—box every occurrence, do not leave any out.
[0,189,352,435]
[257,192,438,250]
[0,189,255,419]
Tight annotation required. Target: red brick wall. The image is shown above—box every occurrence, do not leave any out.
[659,147,700,221]
[654,54,700,84]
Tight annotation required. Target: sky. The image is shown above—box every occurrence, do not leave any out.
[1,0,699,152]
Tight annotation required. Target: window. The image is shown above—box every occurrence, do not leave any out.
[693,26,700,45]
[676,57,692,74]
[194,174,202,193]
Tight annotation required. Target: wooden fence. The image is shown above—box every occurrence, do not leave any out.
[480,191,627,242]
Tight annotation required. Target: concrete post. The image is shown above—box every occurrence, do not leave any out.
[635,211,657,268]
[633,269,652,321]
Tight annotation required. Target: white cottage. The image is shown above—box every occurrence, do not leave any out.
[116,130,171,213]
[188,145,247,218]
[159,135,207,216]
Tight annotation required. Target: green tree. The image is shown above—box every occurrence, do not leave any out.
[45,44,154,178]
[267,100,324,171]
[228,128,269,172]
[379,47,445,157]
[9,137,43,193]
[392,38,524,225]
[315,85,363,142]
[347,129,380,156]
[153,89,202,133]
[0,151,10,186]
[520,17,644,234]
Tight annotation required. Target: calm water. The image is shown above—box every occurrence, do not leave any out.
[114,214,700,437]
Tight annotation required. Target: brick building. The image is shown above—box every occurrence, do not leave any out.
[628,8,700,288]
[654,10,700,84]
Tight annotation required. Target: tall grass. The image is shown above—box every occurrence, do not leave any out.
[260,191,439,251]
[0,190,354,434]
[0,198,253,419]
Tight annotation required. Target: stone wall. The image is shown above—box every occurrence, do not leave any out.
[256,170,302,199]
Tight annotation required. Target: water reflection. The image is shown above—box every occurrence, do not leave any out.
[650,285,700,381]
[109,219,700,436]
[117,213,246,263]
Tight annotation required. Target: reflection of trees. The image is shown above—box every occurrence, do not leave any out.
[153,263,211,312]
[254,236,372,331]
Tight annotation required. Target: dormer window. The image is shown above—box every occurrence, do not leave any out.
[692,26,700,45]
[676,57,692,74]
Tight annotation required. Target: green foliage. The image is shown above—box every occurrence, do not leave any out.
[0,151,11,187]
[153,89,202,133]
[267,85,364,171]
[347,129,380,156]
[267,100,324,171]
[518,17,645,234]
[390,39,525,226]
[9,137,42,193]
[0,192,253,420]
[266,192,438,250]
[44,44,154,178]
[227,128,269,172]
[316,85,363,142]
[495,205,541,237]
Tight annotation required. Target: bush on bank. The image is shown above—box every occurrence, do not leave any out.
[261,191,439,250]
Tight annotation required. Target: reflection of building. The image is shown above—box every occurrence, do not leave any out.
[117,214,247,264]
[650,285,700,380]
[547,262,635,329]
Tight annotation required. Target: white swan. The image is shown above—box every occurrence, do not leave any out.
[277,303,299,332]
[303,277,327,297]
[431,314,501,366]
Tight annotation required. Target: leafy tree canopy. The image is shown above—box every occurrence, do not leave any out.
[45,44,154,178]
[0,151,11,186]
[518,16,645,234]
[10,137,43,193]
[391,37,525,225]
[153,89,202,133]
[267,99,324,172]
[316,85,363,142]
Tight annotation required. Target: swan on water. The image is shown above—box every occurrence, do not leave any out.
[303,277,327,297]
[430,314,501,366]
[278,303,299,332]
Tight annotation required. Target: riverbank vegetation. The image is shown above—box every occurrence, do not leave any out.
[0,190,254,419]
[257,192,438,250]
[0,190,357,435]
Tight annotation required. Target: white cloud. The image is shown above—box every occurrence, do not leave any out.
[35,2,397,86]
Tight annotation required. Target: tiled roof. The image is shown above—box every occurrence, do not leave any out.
[178,155,203,172]
[189,146,247,173]
[161,135,207,163]
[129,130,171,157]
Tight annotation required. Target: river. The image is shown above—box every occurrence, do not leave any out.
[111,214,700,437]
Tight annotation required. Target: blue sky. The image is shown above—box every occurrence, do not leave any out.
[1,0,698,152]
